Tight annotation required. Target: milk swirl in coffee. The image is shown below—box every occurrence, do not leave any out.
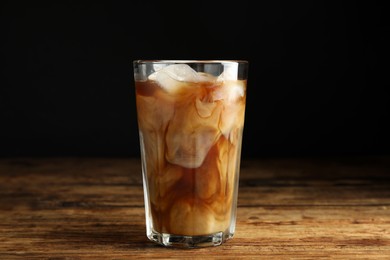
[135,62,246,238]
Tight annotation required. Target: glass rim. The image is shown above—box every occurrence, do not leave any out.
[133,60,248,65]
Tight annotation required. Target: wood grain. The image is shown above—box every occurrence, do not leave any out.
[0,156,389,259]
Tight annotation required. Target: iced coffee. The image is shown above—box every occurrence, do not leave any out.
[133,60,248,248]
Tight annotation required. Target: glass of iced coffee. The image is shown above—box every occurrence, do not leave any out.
[133,60,248,248]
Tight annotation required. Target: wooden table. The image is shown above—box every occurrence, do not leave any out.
[1,156,389,259]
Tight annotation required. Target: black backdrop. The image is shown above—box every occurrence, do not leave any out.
[1,1,389,158]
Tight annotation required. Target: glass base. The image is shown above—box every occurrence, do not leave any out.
[148,230,233,248]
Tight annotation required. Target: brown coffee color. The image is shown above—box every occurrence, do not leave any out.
[135,67,246,236]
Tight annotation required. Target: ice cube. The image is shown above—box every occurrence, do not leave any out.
[166,126,220,168]
[219,101,245,139]
[217,63,239,81]
[213,80,245,102]
[165,99,223,168]
[225,81,245,102]
[148,64,214,94]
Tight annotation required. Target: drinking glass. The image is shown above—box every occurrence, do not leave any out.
[133,60,248,248]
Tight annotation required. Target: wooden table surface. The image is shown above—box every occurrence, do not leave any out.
[1,156,390,259]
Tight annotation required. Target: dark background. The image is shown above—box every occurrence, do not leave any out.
[1,1,389,158]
